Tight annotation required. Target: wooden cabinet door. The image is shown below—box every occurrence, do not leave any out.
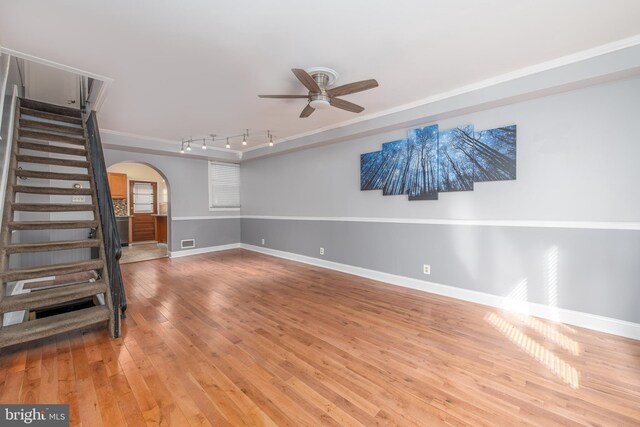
[130,181,157,242]
[107,172,127,199]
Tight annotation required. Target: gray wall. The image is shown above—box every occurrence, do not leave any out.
[240,76,640,323]
[103,145,241,254]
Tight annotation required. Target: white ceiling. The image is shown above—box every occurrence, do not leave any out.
[1,0,640,152]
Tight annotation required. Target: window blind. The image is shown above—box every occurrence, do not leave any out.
[209,162,240,208]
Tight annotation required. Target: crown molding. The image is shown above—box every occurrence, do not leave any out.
[243,34,640,156]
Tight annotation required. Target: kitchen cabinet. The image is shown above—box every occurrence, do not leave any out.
[107,172,127,199]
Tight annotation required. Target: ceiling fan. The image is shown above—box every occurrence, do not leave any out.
[258,67,379,118]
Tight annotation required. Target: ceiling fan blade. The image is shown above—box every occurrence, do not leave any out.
[300,104,315,118]
[329,98,364,113]
[258,95,308,98]
[292,68,321,93]
[327,79,378,97]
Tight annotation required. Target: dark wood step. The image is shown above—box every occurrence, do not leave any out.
[0,281,107,313]
[19,119,84,135]
[0,305,109,348]
[20,98,82,118]
[18,141,86,156]
[7,220,99,230]
[16,154,90,168]
[0,259,104,282]
[15,170,91,181]
[11,203,96,212]
[20,107,83,125]
[14,185,93,196]
[19,129,86,145]
[5,239,101,254]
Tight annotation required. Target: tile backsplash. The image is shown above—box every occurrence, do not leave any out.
[113,199,128,216]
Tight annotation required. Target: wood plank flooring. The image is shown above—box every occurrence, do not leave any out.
[1,249,639,426]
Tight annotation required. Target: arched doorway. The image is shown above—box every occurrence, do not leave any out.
[107,162,171,264]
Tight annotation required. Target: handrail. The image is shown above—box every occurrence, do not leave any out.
[84,112,127,331]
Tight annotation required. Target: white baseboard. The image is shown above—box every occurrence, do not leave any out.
[240,244,640,340]
[169,243,241,258]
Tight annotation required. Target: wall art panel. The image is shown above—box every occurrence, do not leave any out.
[359,123,516,201]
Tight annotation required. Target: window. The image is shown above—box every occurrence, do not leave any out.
[208,162,240,210]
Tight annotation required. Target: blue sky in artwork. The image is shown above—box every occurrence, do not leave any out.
[360,151,383,190]
[437,125,475,192]
[407,124,439,200]
[474,125,517,182]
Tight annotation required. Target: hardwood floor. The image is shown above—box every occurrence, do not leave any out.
[1,249,639,426]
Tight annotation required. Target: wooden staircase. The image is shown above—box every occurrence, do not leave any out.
[0,98,117,348]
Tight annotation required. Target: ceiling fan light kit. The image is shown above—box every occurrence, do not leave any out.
[259,67,379,118]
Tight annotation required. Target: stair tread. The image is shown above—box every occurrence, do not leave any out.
[8,220,99,230]
[16,154,90,168]
[15,170,91,181]
[0,306,110,348]
[18,141,87,156]
[20,107,83,125]
[14,185,93,196]
[20,98,82,118]
[0,259,104,282]
[11,202,96,212]
[0,281,107,313]
[6,239,101,254]
[19,129,86,145]
[19,119,84,135]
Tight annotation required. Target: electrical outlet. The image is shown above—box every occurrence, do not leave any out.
[71,196,85,203]
[320,247,325,255]
[423,264,431,275]
[261,238,265,245]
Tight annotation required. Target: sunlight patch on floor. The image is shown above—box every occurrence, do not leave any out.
[485,312,580,389]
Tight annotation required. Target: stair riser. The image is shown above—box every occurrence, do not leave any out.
[0,260,104,282]
[19,129,86,146]
[12,203,96,212]
[0,283,107,313]
[20,108,83,125]
[19,119,84,135]
[8,221,99,230]
[15,170,91,181]
[14,186,93,196]
[0,306,110,348]
[20,98,82,118]
[16,155,90,168]
[6,241,101,254]
[18,141,87,157]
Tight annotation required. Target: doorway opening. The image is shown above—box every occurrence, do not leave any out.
[107,162,170,264]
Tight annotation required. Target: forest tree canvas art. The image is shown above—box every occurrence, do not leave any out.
[382,139,410,195]
[407,125,439,200]
[474,125,517,182]
[360,123,517,201]
[438,125,475,192]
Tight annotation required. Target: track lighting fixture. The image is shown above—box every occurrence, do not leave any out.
[179,129,273,153]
